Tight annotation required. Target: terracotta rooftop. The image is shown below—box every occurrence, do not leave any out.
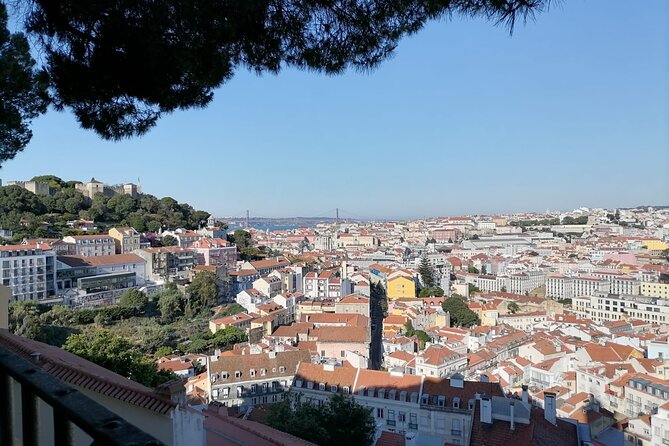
[0,329,175,415]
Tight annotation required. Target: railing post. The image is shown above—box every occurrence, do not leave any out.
[0,370,13,445]
[54,410,72,446]
[21,385,38,446]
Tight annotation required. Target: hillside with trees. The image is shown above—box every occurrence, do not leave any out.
[0,176,210,242]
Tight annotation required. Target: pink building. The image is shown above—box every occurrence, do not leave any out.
[192,238,237,268]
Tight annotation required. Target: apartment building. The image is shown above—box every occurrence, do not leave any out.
[253,276,282,298]
[592,270,641,295]
[509,270,545,295]
[651,401,669,446]
[303,270,352,299]
[108,227,141,254]
[291,363,577,446]
[546,274,611,299]
[62,235,116,257]
[411,345,467,378]
[134,247,195,282]
[573,293,669,325]
[609,373,669,418]
[641,281,669,299]
[208,349,310,407]
[0,244,56,301]
[191,237,237,268]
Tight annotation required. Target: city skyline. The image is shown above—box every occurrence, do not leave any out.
[1,0,667,218]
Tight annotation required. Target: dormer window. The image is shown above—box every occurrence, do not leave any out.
[319,383,326,391]
[330,385,338,393]
[279,366,286,373]
[261,369,267,376]
[222,372,229,379]
[235,371,241,378]
[343,386,350,394]
[307,381,314,389]
[250,369,256,377]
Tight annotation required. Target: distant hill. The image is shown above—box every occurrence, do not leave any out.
[0,176,210,243]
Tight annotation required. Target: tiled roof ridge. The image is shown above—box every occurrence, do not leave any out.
[0,330,175,415]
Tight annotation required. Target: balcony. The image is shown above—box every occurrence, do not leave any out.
[0,344,163,445]
[387,420,396,426]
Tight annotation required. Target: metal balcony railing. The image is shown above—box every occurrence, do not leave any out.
[0,344,164,446]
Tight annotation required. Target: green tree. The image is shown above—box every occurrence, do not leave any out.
[418,257,435,288]
[63,331,176,388]
[467,265,480,274]
[157,289,184,322]
[186,271,219,316]
[419,286,444,297]
[414,330,431,350]
[119,289,149,311]
[507,302,520,314]
[161,234,178,246]
[154,346,174,359]
[0,3,48,163]
[30,175,64,189]
[0,185,47,214]
[442,296,479,327]
[267,393,375,446]
[217,303,246,317]
[468,284,480,294]
[403,321,415,337]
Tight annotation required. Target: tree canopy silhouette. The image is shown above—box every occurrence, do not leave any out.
[1,0,552,162]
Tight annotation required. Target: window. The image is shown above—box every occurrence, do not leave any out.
[341,350,345,357]
[387,410,395,426]
[343,386,350,394]
[376,408,384,419]
[330,385,338,393]
[235,371,241,378]
[279,366,286,373]
[452,419,462,436]
[222,372,229,379]
[319,383,326,391]
[237,386,243,397]
[251,384,257,393]
[399,412,406,423]
[409,413,418,430]
[250,369,256,377]
[222,388,229,398]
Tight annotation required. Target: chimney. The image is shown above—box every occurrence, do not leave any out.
[510,400,515,431]
[480,373,489,383]
[544,392,557,425]
[480,397,492,424]
[0,285,9,330]
[521,385,529,404]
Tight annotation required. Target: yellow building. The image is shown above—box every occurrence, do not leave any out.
[641,282,669,299]
[642,240,668,251]
[387,276,416,300]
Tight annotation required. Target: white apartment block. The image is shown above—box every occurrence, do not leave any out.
[573,293,669,325]
[509,270,545,295]
[62,235,116,257]
[622,375,669,418]
[0,244,56,301]
[651,402,669,446]
[592,270,641,295]
[546,275,611,299]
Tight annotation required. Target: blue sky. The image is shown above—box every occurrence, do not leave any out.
[2,0,668,219]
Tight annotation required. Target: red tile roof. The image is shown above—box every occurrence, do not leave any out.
[0,329,175,415]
